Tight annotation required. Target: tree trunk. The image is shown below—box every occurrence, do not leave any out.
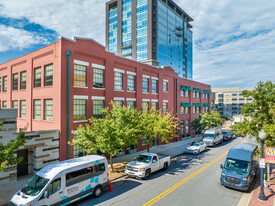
[110,155,114,172]
[147,144,150,152]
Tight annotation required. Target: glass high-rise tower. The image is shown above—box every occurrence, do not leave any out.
[106,0,193,79]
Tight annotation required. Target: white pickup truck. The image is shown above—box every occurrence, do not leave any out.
[125,153,171,179]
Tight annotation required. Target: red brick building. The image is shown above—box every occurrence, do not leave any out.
[0,37,211,161]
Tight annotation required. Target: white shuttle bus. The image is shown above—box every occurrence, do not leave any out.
[9,155,109,206]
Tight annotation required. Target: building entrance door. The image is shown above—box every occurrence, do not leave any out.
[17,149,28,177]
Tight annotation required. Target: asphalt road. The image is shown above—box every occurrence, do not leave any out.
[74,137,255,206]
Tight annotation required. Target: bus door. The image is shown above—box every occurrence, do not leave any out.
[38,177,63,205]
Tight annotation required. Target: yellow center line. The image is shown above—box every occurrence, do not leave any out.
[142,138,248,206]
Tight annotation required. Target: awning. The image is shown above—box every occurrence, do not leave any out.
[181,102,192,107]
[193,88,202,93]
[203,90,210,94]
[193,103,202,107]
[203,103,210,107]
[181,85,192,91]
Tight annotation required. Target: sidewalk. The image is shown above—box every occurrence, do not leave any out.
[0,136,201,206]
[238,169,275,206]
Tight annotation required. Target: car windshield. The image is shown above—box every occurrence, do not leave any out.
[194,143,200,146]
[224,158,250,173]
[204,134,214,139]
[21,175,49,196]
[136,155,152,163]
[223,131,229,135]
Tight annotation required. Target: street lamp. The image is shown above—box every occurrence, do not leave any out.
[258,129,267,201]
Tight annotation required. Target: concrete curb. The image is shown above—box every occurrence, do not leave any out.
[237,192,253,206]
[237,173,259,206]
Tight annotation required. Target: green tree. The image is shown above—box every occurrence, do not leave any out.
[191,111,225,134]
[140,107,178,152]
[231,81,275,146]
[0,107,27,172]
[73,102,141,171]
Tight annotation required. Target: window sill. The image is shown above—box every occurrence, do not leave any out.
[73,120,88,123]
[152,93,158,95]
[143,92,149,94]
[127,91,136,93]
[74,86,88,89]
[93,87,105,90]
[163,91,168,93]
[43,120,53,122]
[114,90,124,92]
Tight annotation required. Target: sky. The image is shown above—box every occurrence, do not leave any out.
[0,0,274,89]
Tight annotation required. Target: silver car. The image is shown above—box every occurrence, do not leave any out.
[185,142,207,154]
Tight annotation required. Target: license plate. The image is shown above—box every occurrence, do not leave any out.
[129,172,135,175]
[230,183,235,186]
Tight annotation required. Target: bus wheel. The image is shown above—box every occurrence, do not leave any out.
[93,186,102,198]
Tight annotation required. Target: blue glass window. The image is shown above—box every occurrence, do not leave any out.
[136,0,148,61]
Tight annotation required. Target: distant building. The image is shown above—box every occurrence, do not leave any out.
[232,115,252,125]
[106,0,193,79]
[212,88,253,118]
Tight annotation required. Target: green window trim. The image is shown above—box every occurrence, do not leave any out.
[203,90,210,94]
[193,88,202,93]
[193,103,202,107]
[181,102,192,107]
[181,85,192,91]
[203,103,210,107]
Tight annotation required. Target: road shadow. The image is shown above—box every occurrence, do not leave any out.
[142,149,212,180]
[71,180,142,205]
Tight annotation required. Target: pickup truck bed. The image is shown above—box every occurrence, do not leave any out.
[157,153,169,159]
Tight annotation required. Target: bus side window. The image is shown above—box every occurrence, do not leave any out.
[66,164,106,187]
[99,163,105,171]
[94,163,105,176]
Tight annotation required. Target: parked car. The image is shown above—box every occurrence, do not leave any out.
[222,130,233,141]
[125,153,170,179]
[9,155,109,206]
[220,143,258,191]
[185,141,207,154]
[203,129,223,146]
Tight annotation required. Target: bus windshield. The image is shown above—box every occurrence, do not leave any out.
[136,155,152,163]
[224,158,250,173]
[204,134,214,139]
[21,175,49,196]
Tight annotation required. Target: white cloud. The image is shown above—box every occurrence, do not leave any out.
[0,24,48,52]
[0,0,275,89]
[174,0,275,89]
[0,0,108,44]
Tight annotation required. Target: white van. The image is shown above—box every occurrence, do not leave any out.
[9,155,109,206]
[203,129,223,146]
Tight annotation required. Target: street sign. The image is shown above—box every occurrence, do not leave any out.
[265,147,275,163]
[259,158,265,168]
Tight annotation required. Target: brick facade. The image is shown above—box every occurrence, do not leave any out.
[0,37,211,161]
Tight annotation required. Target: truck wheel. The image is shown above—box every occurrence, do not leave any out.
[93,185,102,198]
[144,169,151,180]
[163,162,168,171]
